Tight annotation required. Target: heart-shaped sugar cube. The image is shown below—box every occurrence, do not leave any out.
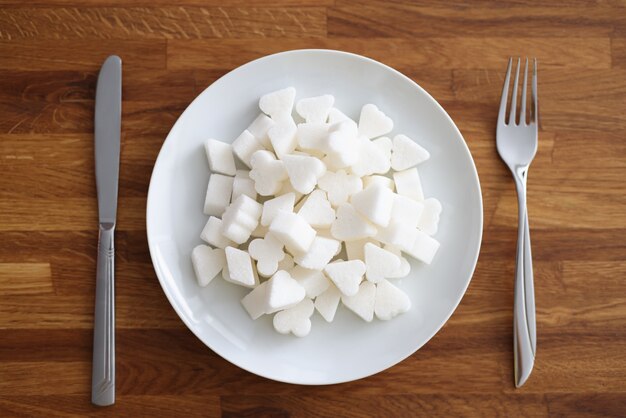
[259,87,296,119]
[191,245,226,287]
[268,118,298,159]
[364,243,402,283]
[330,203,377,242]
[324,259,366,297]
[318,169,363,207]
[374,279,411,320]
[273,298,314,337]
[265,270,306,313]
[290,266,330,298]
[249,150,288,196]
[248,232,286,277]
[341,281,376,322]
[351,183,395,227]
[350,136,392,177]
[384,244,411,278]
[282,154,326,195]
[314,284,342,322]
[391,134,430,171]
[358,104,393,139]
[296,95,334,124]
[293,236,341,271]
[323,121,360,168]
[261,192,295,227]
[297,189,335,228]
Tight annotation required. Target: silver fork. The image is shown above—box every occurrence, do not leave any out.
[496,57,538,388]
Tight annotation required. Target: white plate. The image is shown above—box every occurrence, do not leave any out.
[147,49,482,385]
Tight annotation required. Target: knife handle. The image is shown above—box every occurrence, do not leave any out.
[92,224,115,406]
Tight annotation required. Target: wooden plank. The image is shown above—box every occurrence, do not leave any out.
[220,394,549,417]
[546,394,626,417]
[167,38,611,71]
[0,0,334,6]
[0,40,166,70]
[0,395,221,418]
[0,263,53,295]
[0,197,145,231]
[328,4,625,38]
[611,37,626,68]
[0,7,326,40]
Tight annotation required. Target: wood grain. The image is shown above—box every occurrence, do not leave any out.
[1,1,625,417]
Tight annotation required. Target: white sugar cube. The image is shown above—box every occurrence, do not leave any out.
[351,183,395,227]
[375,279,411,320]
[290,266,330,298]
[224,246,259,288]
[384,244,411,278]
[324,259,366,297]
[391,194,425,229]
[330,203,377,242]
[232,130,265,167]
[203,173,234,216]
[222,195,262,244]
[314,284,342,322]
[191,245,226,287]
[350,136,391,177]
[269,211,317,254]
[345,238,378,261]
[264,270,306,313]
[268,118,298,159]
[375,222,419,253]
[296,122,329,153]
[363,175,394,191]
[358,104,393,139]
[364,243,402,283]
[391,134,430,171]
[327,107,355,125]
[341,281,376,322]
[259,87,296,119]
[318,169,363,207]
[394,168,425,201]
[296,95,334,123]
[282,154,326,195]
[323,121,360,168]
[273,298,314,337]
[200,216,233,249]
[248,232,285,277]
[293,236,341,271]
[417,198,442,236]
[231,170,258,201]
[261,192,295,227]
[297,189,335,228]
[205,139,236,176]
[405,230,440,265]
[241,282,269,320]
[247,114,275,148]
[249,150,288,196]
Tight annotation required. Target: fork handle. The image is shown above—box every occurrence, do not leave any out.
[92,224,115,406]
[513,174,536,387]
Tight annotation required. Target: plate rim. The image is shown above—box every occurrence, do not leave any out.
[146,48,484,385]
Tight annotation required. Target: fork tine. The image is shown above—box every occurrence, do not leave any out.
[520,58,529,125]
[508,57,521,125]
[498,57,513,124]
[532,58,538,124]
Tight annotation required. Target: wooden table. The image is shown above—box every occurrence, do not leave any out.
[1,1,625,416]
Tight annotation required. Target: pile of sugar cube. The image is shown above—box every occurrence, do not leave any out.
[192,87,442,337]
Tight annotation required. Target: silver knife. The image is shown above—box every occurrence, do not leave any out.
[92,55,121,407]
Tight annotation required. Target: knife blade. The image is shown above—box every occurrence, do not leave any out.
[92,55,121,407]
